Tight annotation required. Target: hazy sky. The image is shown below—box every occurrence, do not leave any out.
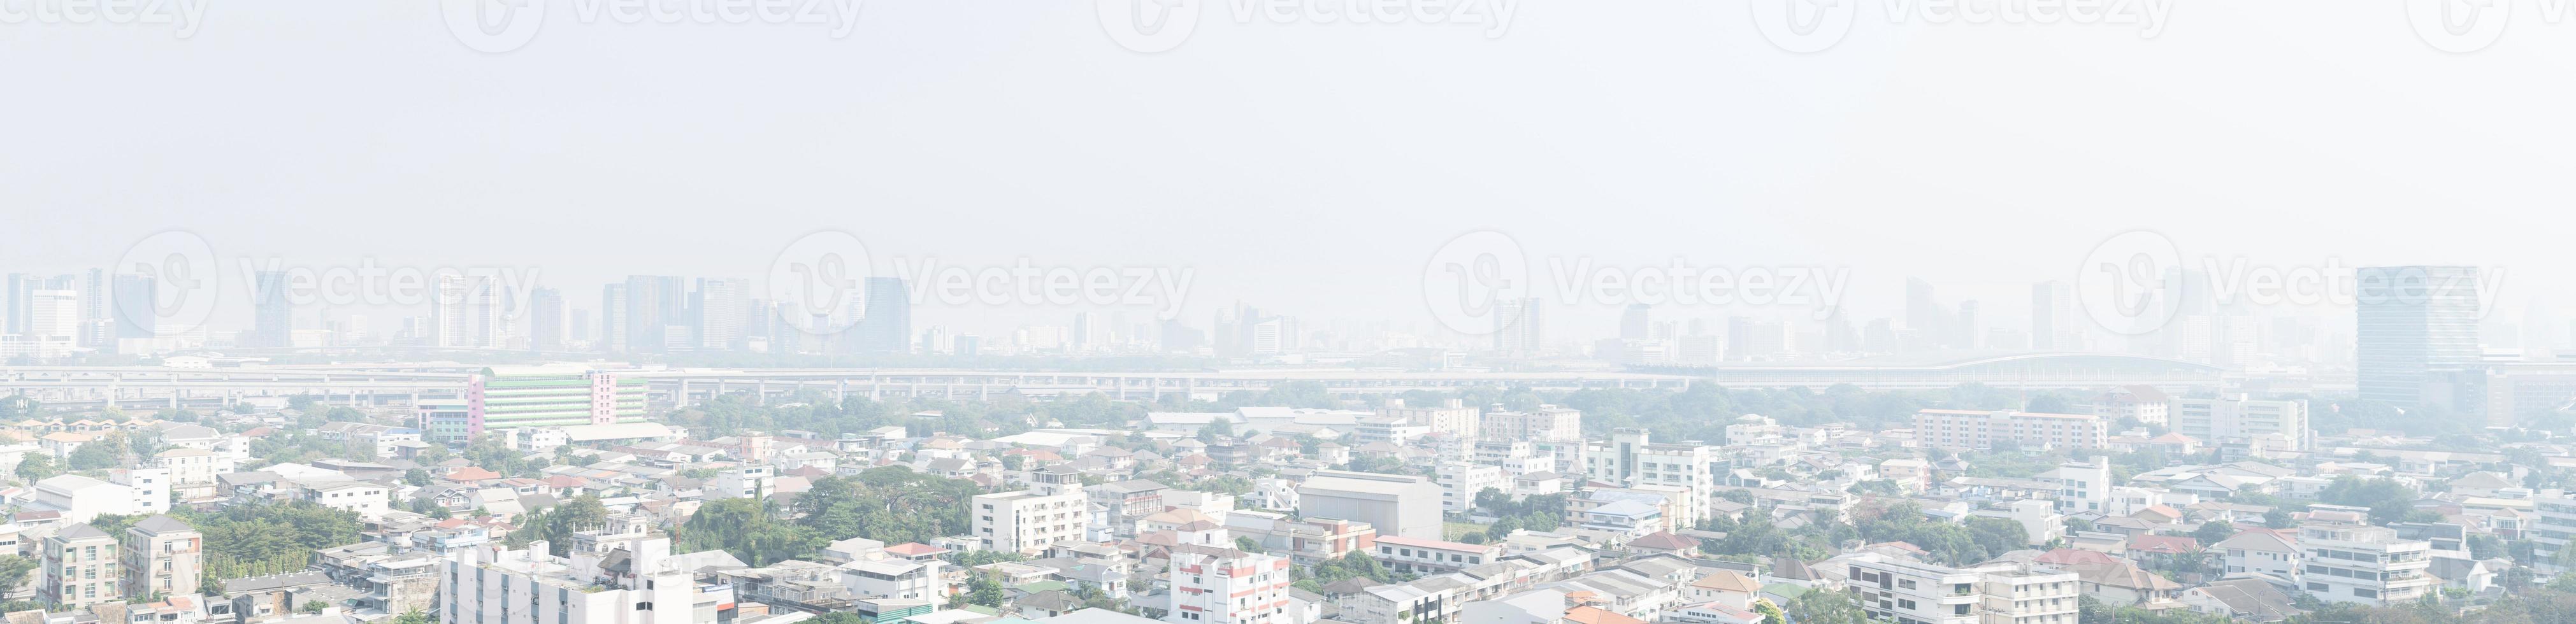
[7,1,2573,341]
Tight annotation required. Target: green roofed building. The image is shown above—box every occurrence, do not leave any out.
[418,365,645,442]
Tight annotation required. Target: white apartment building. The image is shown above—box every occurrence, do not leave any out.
[1579,429,1718,519]
[1371,535,1502,576]
[2214,529,2301,583]
[1481,404,1583,443]
[1913,409,2108,450]
[1166,525,1293,624]
[301,481,392,518]
[1378,399,1480,440]
[2297,524,2434,606]
[1834,552,2078,624]
[840,557,945,602]
[2091,386,2171,426]
[2047,458,2112,514]
[39,523,119,609]
[442,537,697,624]
[1436,463,1505,514]
[972,467,1090,555]
[2173,395,2313,451]
[713,465,776,499]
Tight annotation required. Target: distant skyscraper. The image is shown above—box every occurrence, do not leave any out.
[110,274,157,341]
[2032,280,2077,351]
[430,274,470,348]
[622,276,685,353]
[1620,304,1651,341]
[854,276,910,353]
[250,271,293,348]
[600,285,628,352]
[2356,266,2482,408]
[80,268,107,347]
[1904,277,1950,351]
[528,287,565,351]
[1494,297,1544,355]
[693,278,748,350]
[4,273,37,335]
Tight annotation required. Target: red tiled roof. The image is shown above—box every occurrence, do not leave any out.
[445,467,502,481]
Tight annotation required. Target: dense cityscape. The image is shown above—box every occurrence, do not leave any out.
[0,258,2559,624]
[10,1,2566,623]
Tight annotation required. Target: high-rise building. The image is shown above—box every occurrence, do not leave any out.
[528,287,565,351]
[80,268,108,348]
[121,515,203,599]
[110,274,157,351]
[1620,304,1652,341]
[2356,266,2482,407]
[247,270,293,348]
[600,284,628,352]
[693,278,749,350]
[622,276,686,353]
[1493,297,1544,355]
[4,273,38,335]
[430,274,471,348]
[854,276,909,353]
[2031,280,2078,351]
[40,523,119,609]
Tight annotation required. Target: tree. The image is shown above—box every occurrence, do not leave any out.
[1752,599,1785,624]
[404,469,431,487]
[0,557,34,597]
[67,438,122,470]
[15,453,57,482]
[1235,536,1263,554]
[964,571,1006,607]
[2190,521,2236,544]
[2261,508,2295,529]
[1781,589,1868,624]
[301,602,327,614]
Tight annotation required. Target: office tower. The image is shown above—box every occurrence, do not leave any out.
[1620,304,1652,341]
[2032,280,2077,351]
[80,268,106,347]
[693,277,749,350]
[570,308,590,343]
[1249,316,1284,355]
[854,276,909,353]
[26,290,78,341]
[120,515,202,599]
[429,274,470,348]
[4,273,36,334]
[40,524,119,609]
[1489,297,1543,355]
[600,284,628,352]
[2356,266,2481,407]
[1072,311,1095,352]
[248,270,292,348]
[471,278,507,348]
[1957,299,1980,349]
[1904,277,1952,351]
[110,274,157,341]
[622,275,684,353]
[528,287,565,351]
